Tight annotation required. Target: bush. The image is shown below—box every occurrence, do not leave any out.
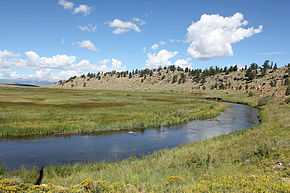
[286,84,290,96]
[285,97,290,104]
[171,75,178,84]
[248,91,254,97]
[257,96,272,107]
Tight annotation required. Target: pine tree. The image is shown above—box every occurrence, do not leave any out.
[129,72,132,79]
[172,75,178,83]
[286,82,290,96]
[245,68,256,81]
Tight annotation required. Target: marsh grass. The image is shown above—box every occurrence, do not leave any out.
[0,87,225,138]
[1,89,290,192]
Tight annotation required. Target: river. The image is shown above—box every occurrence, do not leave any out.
[0,103,259,170]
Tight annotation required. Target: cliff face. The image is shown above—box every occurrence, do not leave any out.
[55,66,290,99]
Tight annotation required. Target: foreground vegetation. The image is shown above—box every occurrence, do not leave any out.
[1,90,289,192]
[0,87,225,138]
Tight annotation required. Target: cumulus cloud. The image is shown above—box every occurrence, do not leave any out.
[0,50,17,58]
[1,50,80,80]
[74,4,92,15]
[111,58,126,72]
[58,1,91,16]
[25,51,77,68]
[97,59,110,72]
[40,55,77,69]
[77,40,97,52]
[0,49,124,81]
[58,0,74,10]
[150,41,167,50]
[25,51,40,63]
[106,19,142,34]
[25,51,78,69]
[78,24,97,32]
[186,12,263,59]
[145,49,178,69]
[0,50,20,68]
[174,58,192,69]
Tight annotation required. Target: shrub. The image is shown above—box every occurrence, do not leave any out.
[285,97,290,104]
[257,96,272,107]
[248,91,254,97]
[286,84,290,96]
[171,75,178,84]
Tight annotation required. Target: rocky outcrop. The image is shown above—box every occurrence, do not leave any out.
[202,67,289,98]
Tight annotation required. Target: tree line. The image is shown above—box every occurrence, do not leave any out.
[59,60,288,86]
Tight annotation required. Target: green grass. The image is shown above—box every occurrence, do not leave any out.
[1,90,289,192]
[0,87,225,138]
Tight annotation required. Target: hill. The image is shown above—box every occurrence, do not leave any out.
[55,62,290,100]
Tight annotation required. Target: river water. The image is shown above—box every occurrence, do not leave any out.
[0,103,259,170]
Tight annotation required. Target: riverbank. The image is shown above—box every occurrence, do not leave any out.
[1,90,289,192]
[0,87,225,138]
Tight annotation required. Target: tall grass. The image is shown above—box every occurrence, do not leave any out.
[0,87,225,138]
[2,90,290,192]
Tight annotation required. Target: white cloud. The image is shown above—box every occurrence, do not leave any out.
[39,54,77,68]
[90,58,126,72]
[74,4,92,15]
[151,44,159,50]
[58,0,74,10]
[149,41,165,51]
[78,24,97,32]
[145,49,178,69]
[29,69,79,81]
[111,58,125,72]
[77,40,97,52]
[186,12,263,59]
[132,17,146,25]
[25,51,77,69]
[0,50,17,58]
[58,1,91,16]
[0,49,125,81]
[107,19,142,34]
[25,51,40,63]
[0,50,19,68]
[174,58,192,69]
[97,59,110,72]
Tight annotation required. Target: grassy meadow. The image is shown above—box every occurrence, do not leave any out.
[0,87,225,138]
[1,90,289,192]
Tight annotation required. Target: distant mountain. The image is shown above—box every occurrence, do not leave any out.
[0,79,54,86]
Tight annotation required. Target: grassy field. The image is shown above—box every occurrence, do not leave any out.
[0,87,225,138]
[1,90,289,192]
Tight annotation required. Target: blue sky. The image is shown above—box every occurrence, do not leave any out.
[0,0,289,81]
